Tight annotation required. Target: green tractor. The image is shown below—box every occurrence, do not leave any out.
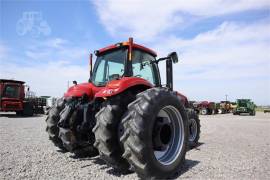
[233,99,256,116]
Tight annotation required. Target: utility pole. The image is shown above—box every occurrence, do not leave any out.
[225,94,228,113]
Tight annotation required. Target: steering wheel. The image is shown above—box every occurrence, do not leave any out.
[109,74,120,80]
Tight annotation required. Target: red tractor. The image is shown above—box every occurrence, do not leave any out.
[0,79,45,116]
[193,101,216,115]
[46,38,200,179]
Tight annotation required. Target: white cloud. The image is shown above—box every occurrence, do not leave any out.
[93,0,270,104]
[0,61,89,97]
[0,38,91,97]
[43,38,68,49]
[25,50,50,60]
[24,38,89,62]
[94,0,270,40]
[154,20,270,74]
[151,21,270,105]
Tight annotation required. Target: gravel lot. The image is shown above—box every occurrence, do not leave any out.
[0,112,269,179]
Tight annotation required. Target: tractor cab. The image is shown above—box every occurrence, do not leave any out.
[0,79,25,112]
[89,38,178,91]
[65,38,179,99]
[91,46,160,87]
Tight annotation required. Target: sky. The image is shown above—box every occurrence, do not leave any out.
[0,0,270,105]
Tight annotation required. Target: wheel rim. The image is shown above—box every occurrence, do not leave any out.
[188,118,197,142]
[202,109,207,114]
[153,106,185,165]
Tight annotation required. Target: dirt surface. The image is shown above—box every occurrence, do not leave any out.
[0,112,269,179]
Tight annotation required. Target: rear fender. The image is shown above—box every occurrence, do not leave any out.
[176,92,189,108]
[95,77,153,98]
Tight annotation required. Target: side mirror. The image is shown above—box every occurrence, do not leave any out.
[168,52,178,63]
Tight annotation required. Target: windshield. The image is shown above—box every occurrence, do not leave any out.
[238,100,249,107]
[3,85,20,98]
[92,48,127,86]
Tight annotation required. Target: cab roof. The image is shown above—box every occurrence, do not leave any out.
[0,79,25,84]
[97,41,157,57]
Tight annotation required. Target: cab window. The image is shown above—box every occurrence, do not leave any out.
[132,49,156,85]
[92,48,126,86]
[4,85,20,98]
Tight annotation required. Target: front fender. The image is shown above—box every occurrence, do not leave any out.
[95,77,153,98]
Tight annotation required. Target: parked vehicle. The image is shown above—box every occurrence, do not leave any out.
[0,79,46,116]
[45,38,201,179]
[193,101,216,115]
[233,99,256,116]
[230,102,237,113]
[41,96,57,114]
[218,101,231,114]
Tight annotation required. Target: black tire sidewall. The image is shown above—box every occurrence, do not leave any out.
[187,109,200,148]
[139,92,188,175]
[46,98,66,150]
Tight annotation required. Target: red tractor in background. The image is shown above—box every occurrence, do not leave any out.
[193,101,216,115]
[0,79,45,116]
[46,38,200,179]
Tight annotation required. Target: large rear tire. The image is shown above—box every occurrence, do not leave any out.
[45,98,66,150]
[187,109,200,148]
[93,93,134,173]
[120,88,188,179]
[250,110,256,116]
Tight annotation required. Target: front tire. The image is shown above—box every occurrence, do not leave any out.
[250,110,256,116]
[201,108,208,115]
[187,109,200,148]
[45,98,66,150]
[58,100,98,157]
[93,93,134,173]
[120,88,188,179]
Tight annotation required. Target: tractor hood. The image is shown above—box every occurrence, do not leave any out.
[64,77,153,100]
[64,82,103,99]
[95,77,153,98]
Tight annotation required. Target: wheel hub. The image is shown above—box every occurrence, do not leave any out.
[153,117,172,151]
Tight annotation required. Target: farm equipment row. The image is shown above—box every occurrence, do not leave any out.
[191,99,256,116]
[0,79,55,116]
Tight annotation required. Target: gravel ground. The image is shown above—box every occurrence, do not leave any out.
[0,112,270,179]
